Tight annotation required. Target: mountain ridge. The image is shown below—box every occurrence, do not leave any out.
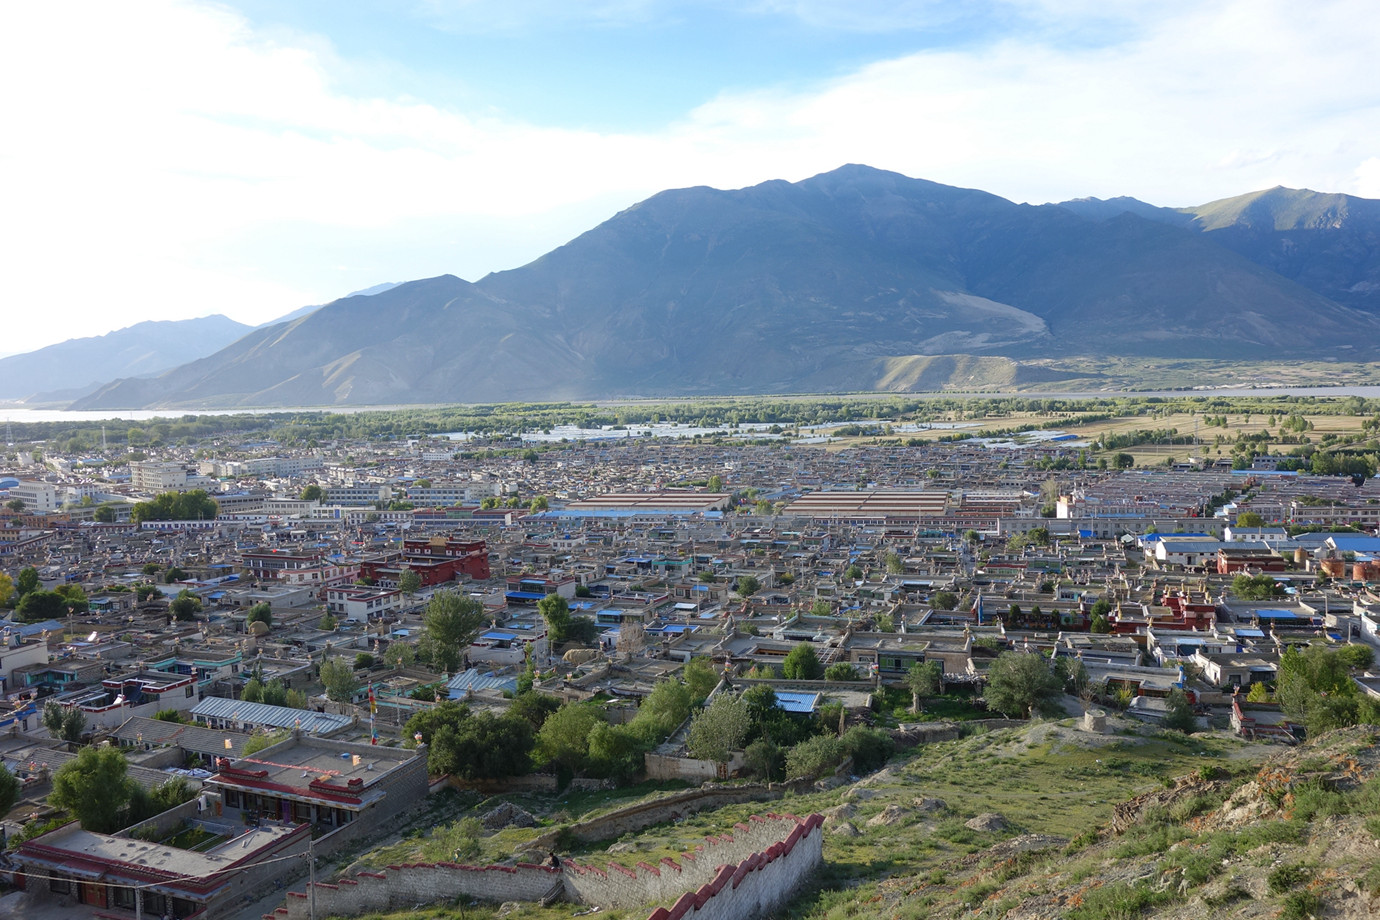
[70,166,1380,409]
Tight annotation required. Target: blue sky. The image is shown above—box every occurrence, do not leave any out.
[2,0,1379,354]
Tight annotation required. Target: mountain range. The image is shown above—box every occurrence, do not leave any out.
[0,315,253,402]
[45,166,1380,408]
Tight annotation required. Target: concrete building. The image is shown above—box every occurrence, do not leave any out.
[205,733,428,832]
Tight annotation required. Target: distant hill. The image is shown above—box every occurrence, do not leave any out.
[73,166,1380,409]
[0,315,252,402]
[1060,186,1380,314]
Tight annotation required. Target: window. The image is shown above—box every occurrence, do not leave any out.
[49,875,71,894]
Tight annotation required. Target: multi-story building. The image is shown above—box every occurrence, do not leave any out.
[325,585,404,622]
[5,479,58,513]
[130,460,191,492]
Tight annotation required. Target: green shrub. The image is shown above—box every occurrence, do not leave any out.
[1065,881,1171,920]
[1279,890,1322,920]
[1290,778,1348,821]
[1268,864,1313,895]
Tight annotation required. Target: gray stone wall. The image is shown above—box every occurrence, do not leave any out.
[266,814,824,920]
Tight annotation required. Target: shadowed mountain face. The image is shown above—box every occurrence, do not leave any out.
[73,166,1380,409]
[1060,186,1380,315]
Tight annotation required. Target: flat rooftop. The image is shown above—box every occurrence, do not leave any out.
[785,490,950,518]
[19,821,297,882]
[563,492,731,513]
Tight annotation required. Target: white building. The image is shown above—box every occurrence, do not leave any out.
[325,586,403,623]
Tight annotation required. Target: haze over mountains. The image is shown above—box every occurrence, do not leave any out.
[29,166,1380,409]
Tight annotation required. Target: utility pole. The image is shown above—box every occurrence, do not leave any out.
[308,834,316,920]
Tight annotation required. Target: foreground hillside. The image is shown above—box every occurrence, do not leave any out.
[279,715,1380,920]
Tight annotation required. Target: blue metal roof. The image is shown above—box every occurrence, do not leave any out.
[506,591,546,600]
[774,691,822,714]
[190,696,351,734]
[447,668,517,697]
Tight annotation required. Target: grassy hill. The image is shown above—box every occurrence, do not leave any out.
[290,715,1380,920]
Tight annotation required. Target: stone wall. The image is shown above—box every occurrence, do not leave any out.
[266,814,823,920]
[563,814,817,910]
[270,861,563,920]
[645,814,824,920]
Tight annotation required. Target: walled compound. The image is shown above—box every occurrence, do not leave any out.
[266,812,824,920]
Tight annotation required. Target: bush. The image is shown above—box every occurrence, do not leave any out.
[841,725,894,773]
[1268,864,1313,896]
[784,735,846,780]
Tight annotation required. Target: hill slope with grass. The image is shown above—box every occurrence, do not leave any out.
[278,714,1380,920]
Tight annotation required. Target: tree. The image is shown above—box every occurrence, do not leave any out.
[432,711,534,780]
[736,575,761,597]
[586,722,648,782]
[405,700,471,746]
[529,495,549,512]
[932,591,959,611]
[1089,597,1114,633]
[785,734,847,780]
[169,590,202,622]
[810,598,832,617]
[841,725,895,773]
[262,679,289,706]
[418,590,487,673]
[1236,511,1265,527]
[906,660,942,712]
[534,703,603,773]
[824,662,860,681]
[682,657,719,703]
[885,552,904,574]
[743,739,785,781]
[93,504,117,522]
[687,694,750,763]
[397,568,422,600]
[539,592,573,645]
[318,612,338,631]
[16,589,67,622]
[5,498,24,513]
[0,573,14,607]
[241,678,265,703]
[153,708,183,723]
[0,762,20,818]
[782,643,823,680]
[49,746,134,833]
[1276,644,1379,735]
[164,565,188,584]
[509,690,561,730]
[16,566,39,598]
[844,564,863,580]
[1162,688,1198,734]
[300,484,324,502]
[1232,573,1284,601]
[984,652,1064,719]
[320,657,359,703]
[43,702,86,744]
[1114,453,1135,469]
[131,489,218,523]
[354,652,375,670]
[707,474,724,492]
[383,642,414,668]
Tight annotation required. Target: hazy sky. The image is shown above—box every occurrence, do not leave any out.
[3,0,1379,353]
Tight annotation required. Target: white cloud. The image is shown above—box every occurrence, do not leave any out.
[0,0,1377,356]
